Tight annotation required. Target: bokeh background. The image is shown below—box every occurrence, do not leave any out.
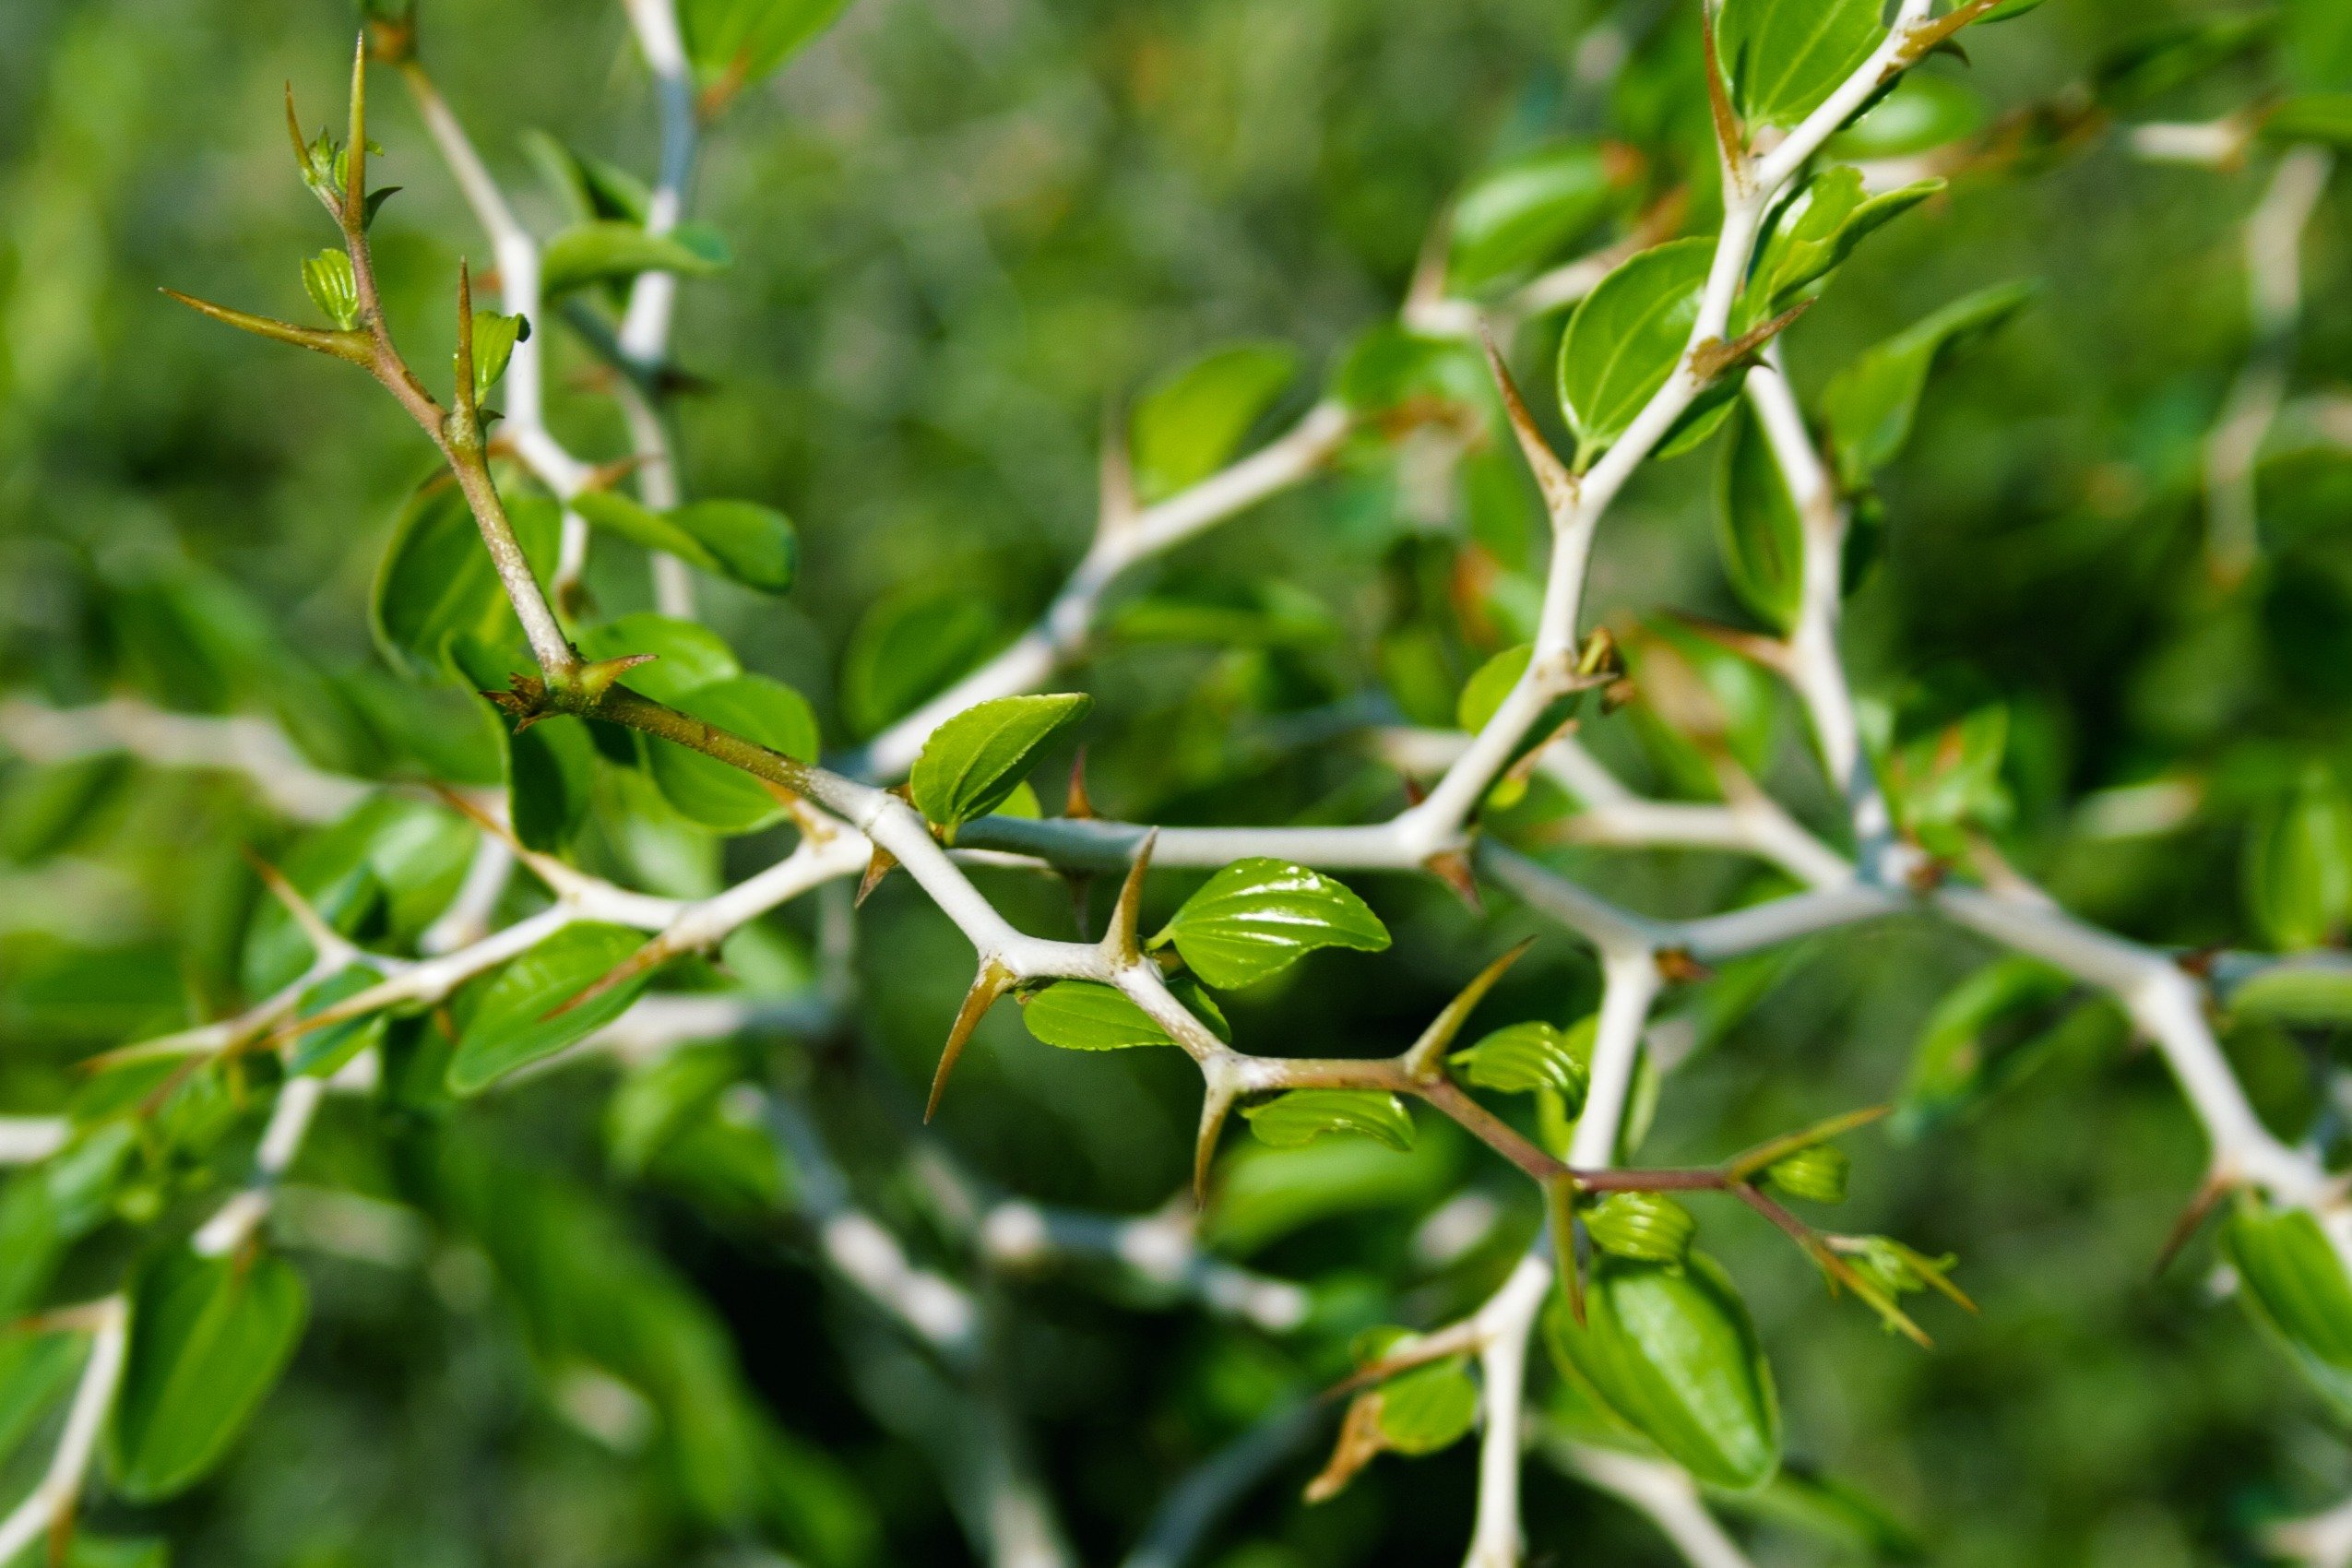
[4,0,2350,1563]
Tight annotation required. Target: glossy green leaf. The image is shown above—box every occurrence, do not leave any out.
[446,922,652,1095]
[1556,238,1736,467]
[1456,644,1532,734]
[1546,1251,1781,1491]
[1131,342,1299,503]
[1450,1020,1588,1105]
[1822,281,2037,484]
[1448,140,1622,291]
[1241,1090,1414,1151]
[644,674,819,834]
[839,585,1003,738]
[1825,73,1988,160]
[679,0,852,85]
[576,613,742,704]
[1745,168,1943,323]
[1374,1358,1479,1454]
[1018,976,1230,1051]
[1715,403,1806,634]
[1719,0,1888,131]
[370,483,562,683]
[540,220,729,297]
[910,694,1092,834]
[2246,764,2352,950]
[108,1250,309,1501]
[1150,857,1390,989]
[2227,1199,2352,1413]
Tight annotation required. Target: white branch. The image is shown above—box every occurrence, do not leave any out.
[1550,1443,1756,1568]
[0,695,369,823]
[0,1298,129,1564]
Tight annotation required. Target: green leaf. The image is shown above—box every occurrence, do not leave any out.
[679,0,852,86]
[505,711,596,851]
[1131,342,1299,503]
[1019,977,1231,1051]
[1375,1359,1479,1454]
[1825,73,1988,160]
[301,249,360,330]
[287,964,388,1079]
[1715,403,1806,634]
[1448,139,1625,291]
[1105,581,1338,649]
[1886,705,2013,856]
[446,922,653,1095]
[467,310,529,405]
[2229,964,2352,1028]
[2286,0,2352,91]
[910,694,1093,834]
[0,1329,85,1466]
[576,613,743,704]
[2265,93,2352,148]
[1893,956,2076,1136]
[2227,1199,2352,1415]
[645,674,819,834]
[1450,1020,1588,1106]
[521,129,650,226]
[108,1250,308,1502]
[1744,168,1944,324]
[1822,281,2037,484]
[371,481,562,683]
[2246,763,2352,950]
[1456,644,1532,735]
[1555,238,1737,468]
[2095,15,2277,111]
[1241,1090,1414,1151]
[569,493,798,594]
[1719,0,1888,132]
[1150,857,1390,989]
[1545,1251,1781,1491]
[1334,324,1490,418]
[607,1044,747,1176]
[240,795,477,995]
[540,220,730,297]
[840,586,1003,738]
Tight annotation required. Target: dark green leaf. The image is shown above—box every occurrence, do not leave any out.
[839,585,1003,738]
[1715,403,1806,634]
[1241,1090,1414,1151]
[1019,977,1230,1051]
[909,694,1093,834]
[644,674,819,834]
[1334,324,1490,418]
[2246,763,2352,950]
[1150,857,1390,989]
[446,922,652,1094]
[240,795,477,995]
[0,1329,84,1465]
[505,712,595,852]
[671,501,799,593]
[371,481,562,683]
[1131,343,1299,503]
[108,1250,308,1501]
[1893,956,2075,1135]
[1719,0,1888,131]
[1105,581,1337,649]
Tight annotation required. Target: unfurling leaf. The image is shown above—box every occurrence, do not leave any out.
[1556,238,1738,468]
[1019,976,1231,1051]
[301,249,361,330]
[1130,342,1299,502]
[108,1251,309,1501]
[1546,1251,1781,1491]
[1822,281,2037,485]
[910,694,1093,836]
[446,921,654,1094]
[1150,857,1390,989]
[644,673,819,833]
[1743,168,1943,327]
[467,310,529,404]
[1764,1143,1850,1205]
[1450,1020,1588,1111]
[1584,1191,1697,1265]
[1718,0,1889,131]
[1242,1090,1415,1151]
[1839,1237,1971,1333]
[1715,403,1806,634]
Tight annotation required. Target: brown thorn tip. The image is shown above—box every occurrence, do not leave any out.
[1194,1079,1237,1207]
[1108,829,1158,965]
[1065,746,1097,819]
[854,845,898,909]
[2154,1175,2233,1279]
[927,962,1013,1122]
[1425,849,1481,912]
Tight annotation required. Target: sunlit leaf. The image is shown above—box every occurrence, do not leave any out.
[1151,858,1390,989]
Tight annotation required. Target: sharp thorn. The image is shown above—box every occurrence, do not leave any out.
[927,960,1014,1122]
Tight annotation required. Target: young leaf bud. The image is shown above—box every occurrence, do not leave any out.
[1586,1191,1697,1265]
[301,250,362,331]
[1765,1143,1851,1205]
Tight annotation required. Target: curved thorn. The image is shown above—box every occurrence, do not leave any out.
[1477,326,1577,523]
[928,960,1015,1122]
[1194,1070,1239,1207]
[854,844,898,909]
[1105,828,1159,968]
